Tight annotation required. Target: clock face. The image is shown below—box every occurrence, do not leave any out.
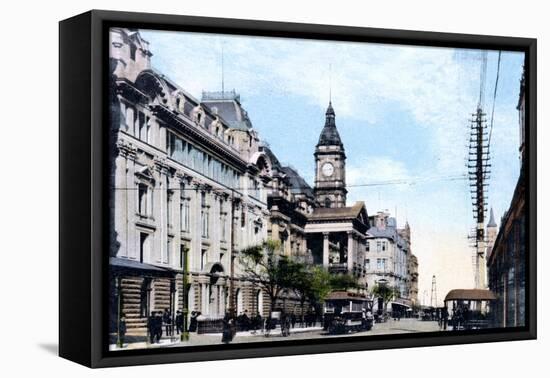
[321,162,334,177]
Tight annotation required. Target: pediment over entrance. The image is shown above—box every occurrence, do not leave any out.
[308,201,368,225]
[135,165,155,182]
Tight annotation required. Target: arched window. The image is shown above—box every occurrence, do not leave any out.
[324,197,331,208]
[236,289,244,315]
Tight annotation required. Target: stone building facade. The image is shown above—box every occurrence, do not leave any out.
[487,65,527,328]
[407,254,419,307]
[364,211,415,310]
[305,103,370,288]
[108,28,277,336]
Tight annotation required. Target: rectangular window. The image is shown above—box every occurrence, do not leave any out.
[382,241,386,251]
[165,237,172,264]
[377,240,382,252]
[139,233,149,263]
[201,192,209,238]
[167,132,175,155]
[138,184,148,216]
[137,111,145,140]
[366,241,370,252]
[201,210,209,238]
[201,250,207,270]
[167,190,173,227]
[220,203,227,241]
[377,258,382,270]
[365,259,370,270]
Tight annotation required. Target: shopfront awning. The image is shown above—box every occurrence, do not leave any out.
[390,301,411,309]
[444,289,496,302]
[109,257,175,277]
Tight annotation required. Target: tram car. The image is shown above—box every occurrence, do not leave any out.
[323,291,374,334]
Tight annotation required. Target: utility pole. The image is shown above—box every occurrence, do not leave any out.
[468,51,491,290]
[430,275,437,308]
[468,106,490,289]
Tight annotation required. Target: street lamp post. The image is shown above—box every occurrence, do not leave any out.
[228,189,236,319]
[180,246,189,341]
[116,276,123,348]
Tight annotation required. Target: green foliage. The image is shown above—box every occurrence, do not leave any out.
[239,239,301,310]
[240,240,364,311]
[307,266,333,305]
[329,273,359,291]
[371,284,400,311]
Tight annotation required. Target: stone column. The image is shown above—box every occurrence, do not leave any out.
[347,231,355,272]
[323,232,330,267]
[126,148,137,259]
[113,144,128,257]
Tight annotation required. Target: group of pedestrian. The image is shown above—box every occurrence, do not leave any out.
[302,311,317,327]
[146,308,177,344]
[235,310,265,332]
[392,309,402,321]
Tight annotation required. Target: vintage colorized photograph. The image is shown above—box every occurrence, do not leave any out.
[107,26,527,351]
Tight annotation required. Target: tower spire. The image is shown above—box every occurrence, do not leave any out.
[487,207,497,227]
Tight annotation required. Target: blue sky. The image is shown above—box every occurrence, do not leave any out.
[139,29,524,304]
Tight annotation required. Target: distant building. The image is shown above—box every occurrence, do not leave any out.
[365,211,414,312]
[486,64,527,328]
[304,103,370,287]
[408,252,419,308]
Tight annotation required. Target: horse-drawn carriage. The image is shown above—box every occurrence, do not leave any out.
[444,289,497,330]
[323,291,374,335]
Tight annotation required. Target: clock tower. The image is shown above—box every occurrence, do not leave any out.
[314,102,347,208]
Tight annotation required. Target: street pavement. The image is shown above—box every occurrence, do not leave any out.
[110,318,443,351]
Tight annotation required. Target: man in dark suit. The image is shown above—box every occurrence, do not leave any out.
[148,312,156,344]
[175,310,183,334]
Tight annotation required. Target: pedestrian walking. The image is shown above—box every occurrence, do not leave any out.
[189,311,198,332]
[148,312,156,344]
[175,310,183,334]
[441,306,449,330]
[221,312,235,344]
[118,313,127,347]
[154,311,163,343]
[163,308,172,336]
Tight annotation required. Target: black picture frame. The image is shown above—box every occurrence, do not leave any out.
[59,9,537,368]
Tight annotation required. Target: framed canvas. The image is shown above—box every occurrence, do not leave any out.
[59,10,537,368]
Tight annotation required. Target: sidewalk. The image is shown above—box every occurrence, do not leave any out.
[109,325,323,351]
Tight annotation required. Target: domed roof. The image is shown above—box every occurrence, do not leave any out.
[317,102,343,147]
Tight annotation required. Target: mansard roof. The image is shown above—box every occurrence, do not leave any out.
[201,90,253,130]
[281,166,314,198]
[317,102,343,148]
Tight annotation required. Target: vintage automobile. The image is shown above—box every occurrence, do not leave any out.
[323,291,374,335]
